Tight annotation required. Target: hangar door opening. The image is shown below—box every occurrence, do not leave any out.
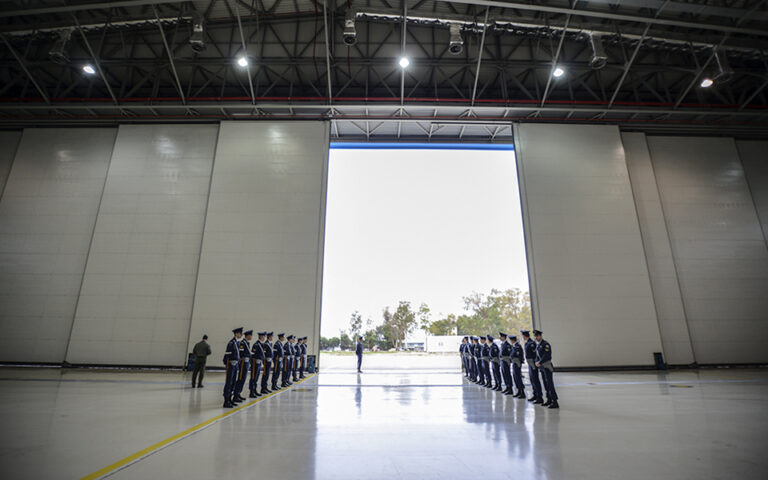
[319,143,532,371]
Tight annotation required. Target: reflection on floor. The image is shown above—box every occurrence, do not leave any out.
[0,367,767,479]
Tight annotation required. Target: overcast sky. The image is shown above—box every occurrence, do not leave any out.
[320,147,529,337]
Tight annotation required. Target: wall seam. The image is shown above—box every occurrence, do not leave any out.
[512,123,541,331]
[63,128,119,364]
[184,123,222,363]
[0,131,22,199]
[620,131,667,362]
[645,135,697,365]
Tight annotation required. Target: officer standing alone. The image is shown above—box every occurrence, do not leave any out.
[355,336,364,373]
[191,334,211,388]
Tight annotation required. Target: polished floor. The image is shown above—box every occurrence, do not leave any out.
[0,365,767,479]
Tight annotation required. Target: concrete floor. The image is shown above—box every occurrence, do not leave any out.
[0,366,767,480]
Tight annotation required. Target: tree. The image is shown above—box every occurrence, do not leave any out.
[327,337,340,350]
[349,311,363,340]
[389,301,418,350]
[418,303,432,334]
[458,288,532,336]
[429,314,457,335]
[319,336,331,351]
[339,332,353,351]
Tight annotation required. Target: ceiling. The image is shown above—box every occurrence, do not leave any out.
[1,0,768,140]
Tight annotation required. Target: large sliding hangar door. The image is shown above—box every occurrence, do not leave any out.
[1,121,766,368]
[1,1,768,367]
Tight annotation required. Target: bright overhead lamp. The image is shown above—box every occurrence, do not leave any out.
[399,57,410,68]
[553,67,565,78]
[700,77,714,88]
[82,64,96,75]
[237,56,249,67]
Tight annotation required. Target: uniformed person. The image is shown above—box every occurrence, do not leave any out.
[522,330,543,403]
[233,330,252,403]
[534,330,559,409]
[191,334,211,388]
[261,332,274,395]
[473,336,484,385]
[459,337,466,376]
[272,333,285,390]
[249,332,266,398]
[510,335,526,398]
[298,337,308,379]
[355,336,364,373]
[222,327,243,408]
[463,337,472,377]
[469,336,479,382]
[488,335,502,391]
[499,332,513,395]
[282,335,294,387]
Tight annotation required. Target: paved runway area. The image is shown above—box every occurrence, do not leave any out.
[0,366,767,479]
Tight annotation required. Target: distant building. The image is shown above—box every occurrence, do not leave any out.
[425,335,463,353]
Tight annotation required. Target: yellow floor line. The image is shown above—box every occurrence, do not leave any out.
[80,373,317,480]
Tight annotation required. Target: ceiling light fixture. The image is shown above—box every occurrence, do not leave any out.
[237,56,248,67]
[399,57,410,68]
[82,64,96,74]
[553,67,565,78]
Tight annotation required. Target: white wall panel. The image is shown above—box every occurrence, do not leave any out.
[189,121,328,358]
[737,140,768,245]
[0,128,116,362]
[622,132,694,365]
[0,131,21,197]
[516,124,662,367]
[648,136,768,364]
[66,125,218,366]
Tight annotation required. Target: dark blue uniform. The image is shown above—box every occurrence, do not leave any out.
[500,340,513,393]
[481,341,492,387]
[474,341,485,385]
[249,340,265,396]
[489,341,502,390]
[272,340,284,390]
[525,338,543,400]
[261,339,273,393]
[355,340,363,372]
[536,340,558,403]
[222,337,240,404]
[512,342,525,395]
[281,340,293,386]
[469,341,478,381]
[299,341,307,378]
[234,338,251,399]
[459,342,467,376]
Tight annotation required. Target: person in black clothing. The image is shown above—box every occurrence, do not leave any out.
[249,332,266,398]
[191,334,211,388]
[355,337,364,373]
[261,332,274,395]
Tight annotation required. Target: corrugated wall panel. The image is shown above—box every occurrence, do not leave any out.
[647,136,768,364]
[66,125,219,366]
[516,124,662,367]
[189,121,329,359]
[0,128,116,363]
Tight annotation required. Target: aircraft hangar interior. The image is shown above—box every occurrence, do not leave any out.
[0,1,767,479]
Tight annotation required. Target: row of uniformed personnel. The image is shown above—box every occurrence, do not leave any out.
[459,329,559,409]
[222,328,308,408]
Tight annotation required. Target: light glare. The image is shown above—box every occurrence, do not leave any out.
[82,65,96,75]
[399,57,410,68]
[237,57,248,67]
[553,67,565,78]
[700,78,714,88]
